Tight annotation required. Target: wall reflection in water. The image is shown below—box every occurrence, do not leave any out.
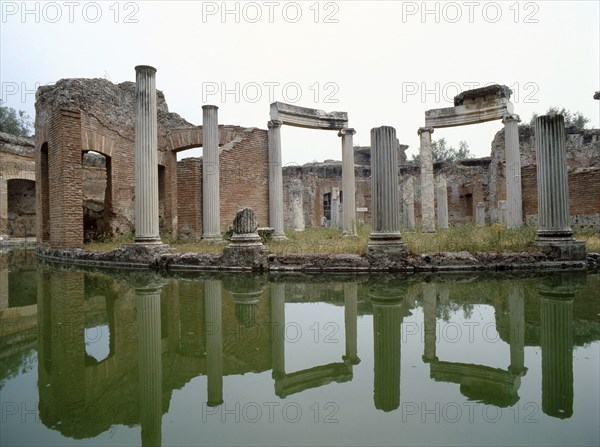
[0,257,597,445]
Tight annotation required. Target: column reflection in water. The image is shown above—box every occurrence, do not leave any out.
[539,274,583,419]
[422,283,438,363]
[205,279,223,407]
[343,283,360,365]
[136,284,163,447]
[508,286,526,375]
[370,282,406,412]
[270,282,286,379]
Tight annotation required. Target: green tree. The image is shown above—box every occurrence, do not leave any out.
[0,102,33,136]
[529,107,590,129]
[410,138,474,164]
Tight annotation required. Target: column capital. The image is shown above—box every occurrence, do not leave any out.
[135,65,157,74]
[338,127,356,137]
[502,114,521,124]
[268,120,283,129]
[417,127,434,136]
[202,104,219,111]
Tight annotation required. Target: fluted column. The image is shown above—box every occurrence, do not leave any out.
[343,283,360,365]
[204,279,223,407]
[339,128,357,235]
[368,127,405,256]
[418,127,435,232]
[503,114,523,228]
[422,283,438,363]
[268,120,286,240]
[402,177,415,231]
[540,289,573,419]
[134,65,161,243]
[371,289,403,412]
[136,285,163,446]
[508,286,525,375]
[534,115,572,239]
[270,282,286,379]
[436,174,448,229]
[202,105,221,240]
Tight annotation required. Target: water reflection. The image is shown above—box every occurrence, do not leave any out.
[1,254,599,446]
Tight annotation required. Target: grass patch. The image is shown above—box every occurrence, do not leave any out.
[84,224,599,256]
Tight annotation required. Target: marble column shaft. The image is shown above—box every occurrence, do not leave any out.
[205,279,223,407]
[436,174,449,229]
[202,105,221,240]
[370,126,401,240]
[503,114,523,228]
[534,115,573,238]
[268,120,286,239]
[418,127,435,232]
[339,128,357,235]
[134,65,160,242]
[136,287,163,447]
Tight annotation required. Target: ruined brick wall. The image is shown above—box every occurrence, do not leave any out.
[0,132,36,237]
[176,128,269,241]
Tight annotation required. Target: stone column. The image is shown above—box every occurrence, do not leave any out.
[498,200,507,226]
[368,126,406,256]
[502,114,523,228]
[476,202,485,227]
[343,283,360,365]
[422,283,438,363]
[508,286,525,375]
[339,128,357,235]
[540,288,573,418]
[136,285,163,446]
[534,115,585,259]
[202,105,221,241]
[0,177,7,238]
[270,283,286,379]
[0,254,8,311]
[371,288,403,412]
[331,187,341,229]
[205,279,223,407]
[134,65,161,243]
[268,120,286,240]
[291,185,305,232]
[436,174,448,229]
[418,127,435,232]
[402,177,415,230]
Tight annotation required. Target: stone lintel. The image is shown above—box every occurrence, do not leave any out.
[453,84,512,106]
[270,102,348,130]
[425,98,513,128]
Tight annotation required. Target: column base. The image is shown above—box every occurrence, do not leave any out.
[535,238,586,261]
[202,235,223,243]
[134,237,163,244]
[367,239,407,260]
[271,234,288,241]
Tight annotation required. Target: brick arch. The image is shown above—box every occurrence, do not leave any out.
[168,126,248,152]
[81,130,117,159]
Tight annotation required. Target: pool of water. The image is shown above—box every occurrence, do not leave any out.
[1,250,599,446]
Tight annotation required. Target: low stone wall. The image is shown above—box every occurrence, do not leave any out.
[35,245,598,273]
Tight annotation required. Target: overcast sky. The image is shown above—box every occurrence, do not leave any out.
[2,1,599,165]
